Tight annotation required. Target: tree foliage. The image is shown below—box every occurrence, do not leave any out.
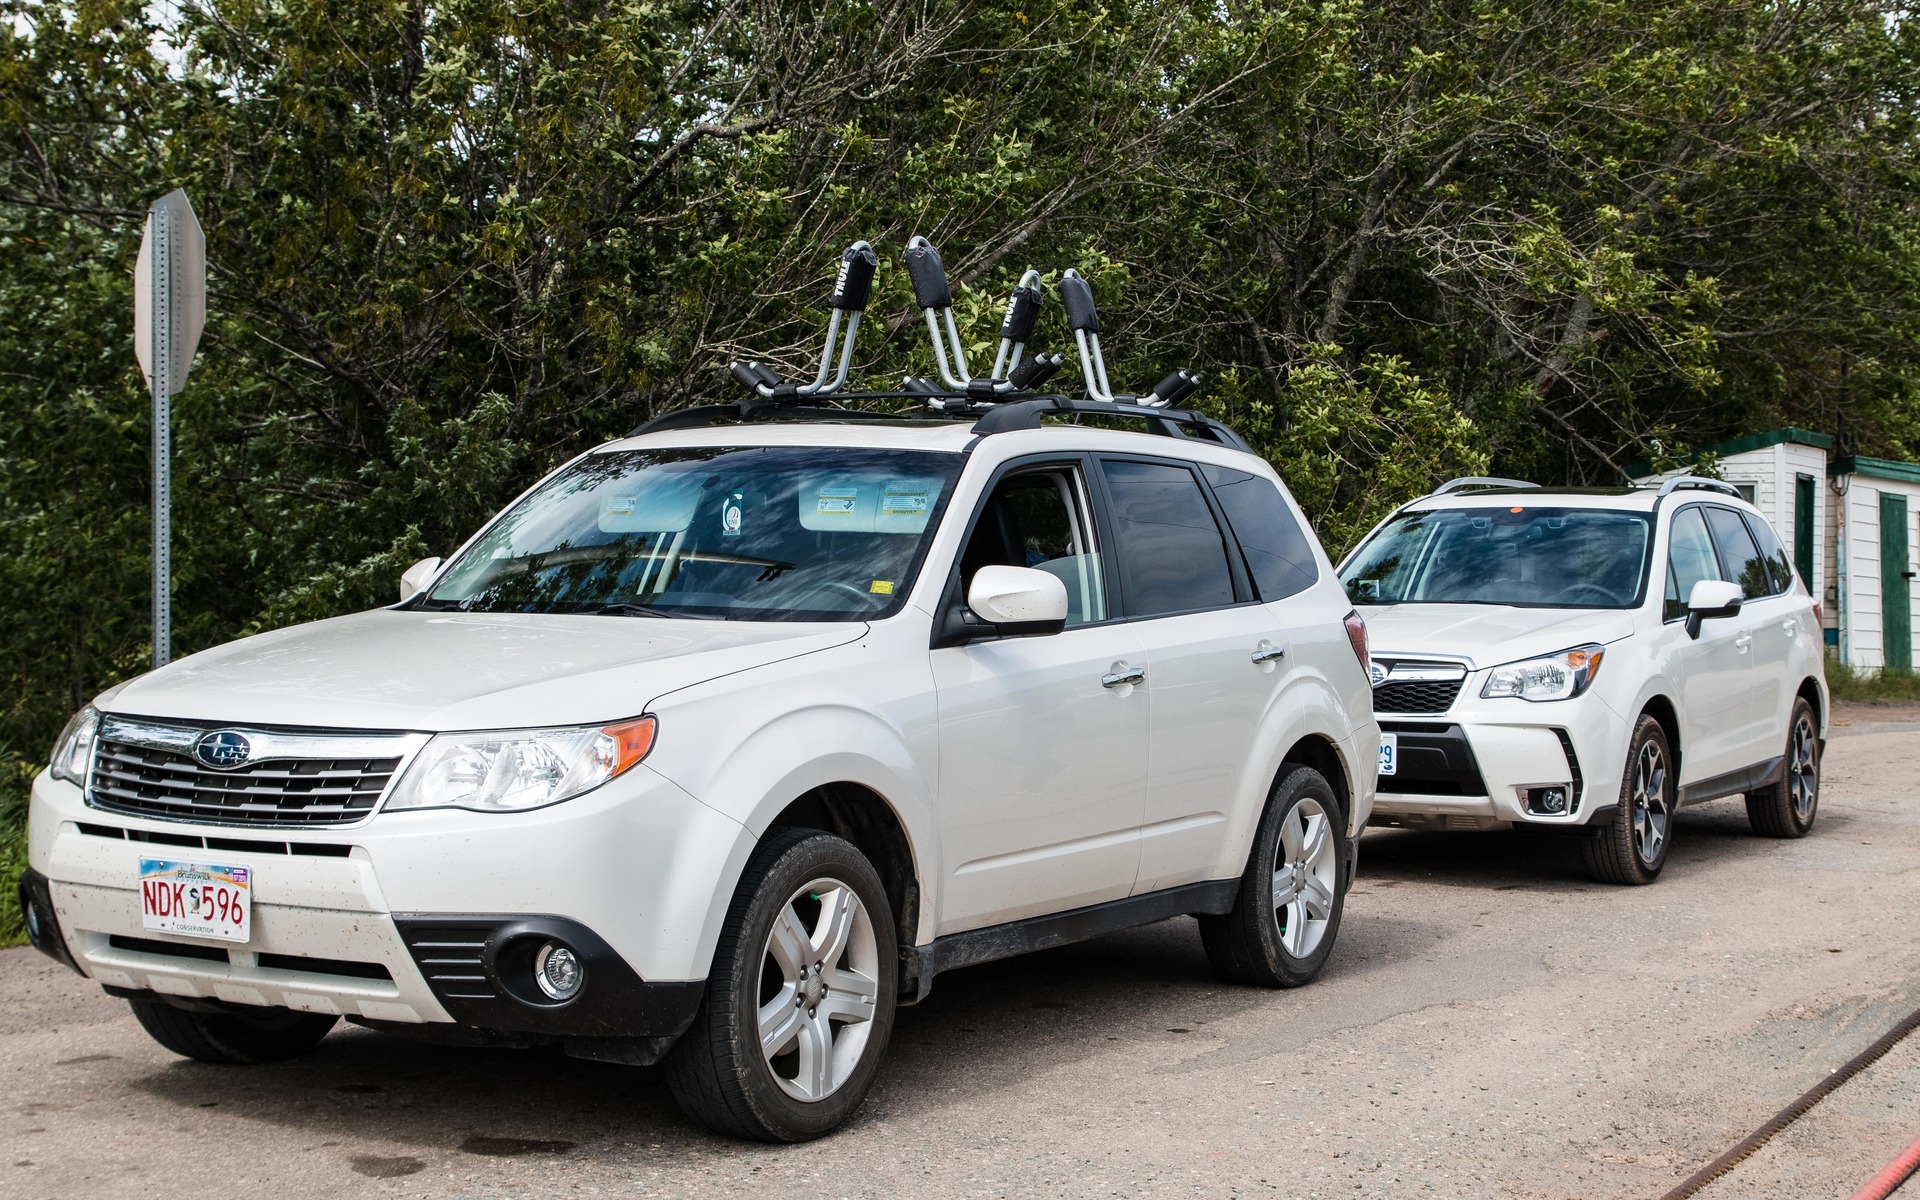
[3,0,1919,768]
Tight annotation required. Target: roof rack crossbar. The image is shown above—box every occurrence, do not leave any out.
[1434,476,1540,495]
[1654,475,1743,499]
[970,396,1251,452]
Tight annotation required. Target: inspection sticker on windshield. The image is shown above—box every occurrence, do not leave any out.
[815,488,859,516]
[139,858,251,943]
[880,487,929,516]
[1378,733,1398,777]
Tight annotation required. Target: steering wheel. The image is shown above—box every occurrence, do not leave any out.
[790,581,876,608]
[1556,582,1622,606]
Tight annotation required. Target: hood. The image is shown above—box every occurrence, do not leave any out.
[1356,604,1636,670]
[101,609,865,731]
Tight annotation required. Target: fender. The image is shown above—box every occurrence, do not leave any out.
[640,627,943,972]
[1203,660,1368,883]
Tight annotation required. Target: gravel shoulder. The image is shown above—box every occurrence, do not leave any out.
[3,704,1917,1198]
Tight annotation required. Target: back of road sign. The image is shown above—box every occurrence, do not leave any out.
[134,189,206,396]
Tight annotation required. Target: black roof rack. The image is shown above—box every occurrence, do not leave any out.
[970,395,1250,451]
[628,391,1251,452]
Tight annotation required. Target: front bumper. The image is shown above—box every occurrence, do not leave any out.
[1369,698,1624,831]
[26,765,743,1038]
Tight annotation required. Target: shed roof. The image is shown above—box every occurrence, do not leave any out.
[1624,427,1834,479]
[1831,454,1920,485]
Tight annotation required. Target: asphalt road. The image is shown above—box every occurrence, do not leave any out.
[6,705,1920,1199]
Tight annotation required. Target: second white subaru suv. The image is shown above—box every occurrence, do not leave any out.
[1339,475,1827,886]
[20,244,1375,1142]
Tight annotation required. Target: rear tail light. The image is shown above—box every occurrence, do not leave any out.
[1343,610,1370,673]
[1812,602,1823,625]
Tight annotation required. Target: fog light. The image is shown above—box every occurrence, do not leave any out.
[533,941,583,1001]
[1526,786,1570,815]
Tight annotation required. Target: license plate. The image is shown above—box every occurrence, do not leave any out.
[1379,733,1398,777]
[140,858,252,943]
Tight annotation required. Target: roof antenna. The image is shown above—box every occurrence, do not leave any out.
[1058,269,1199,407]
[729,240,877,404]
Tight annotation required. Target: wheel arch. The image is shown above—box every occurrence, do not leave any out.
[1639,693,1682,777]
[765,783,921,981]
[1280,734,1353,831]
[1796,676,1825,734]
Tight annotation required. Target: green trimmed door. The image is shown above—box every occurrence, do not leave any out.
[1795,474,1816,590]
[1882,492,1912,671]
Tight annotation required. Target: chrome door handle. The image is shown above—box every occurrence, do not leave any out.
[1102,666,1146,689]
[1251,646,1287,664]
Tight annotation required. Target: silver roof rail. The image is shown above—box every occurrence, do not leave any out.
[1434,476,1539,495]
[1654,475,1743,499]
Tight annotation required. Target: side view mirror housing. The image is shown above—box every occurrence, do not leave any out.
[399,556,443,602]
[965,565,1069,638]
[1685,579,1744,639]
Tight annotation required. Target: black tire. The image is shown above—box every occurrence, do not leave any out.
[1199,763,1348,988]
[128,998,337,1064]
[1747,696,1821,838]
[1584,715,1674,885]
[665,828,898,1142]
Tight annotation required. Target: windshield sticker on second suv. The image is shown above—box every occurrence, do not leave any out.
[816,488,859,515]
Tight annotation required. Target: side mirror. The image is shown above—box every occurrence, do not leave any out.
[1685,578,1744,639]
[966,565,1069,637]
[399,556,443,602]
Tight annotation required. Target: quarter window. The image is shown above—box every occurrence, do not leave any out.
[1100,459,1236,617]
[1703,506,1771,600]
[1742,512,1795,595]
[1200,464,1319,601]
[1665,506,1723,621]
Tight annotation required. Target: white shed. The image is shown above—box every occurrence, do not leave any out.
[1827,456,1920,671]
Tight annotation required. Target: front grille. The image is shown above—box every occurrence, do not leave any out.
[90,740,400,827]
[1373,678,1463,714]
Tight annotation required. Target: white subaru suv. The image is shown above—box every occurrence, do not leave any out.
[1338,476,1827,885]
[21,245,1375,1141]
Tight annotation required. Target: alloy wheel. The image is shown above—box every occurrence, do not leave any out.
[1273,797,1339,958]
[1788,714,1818,823]
[1630,739,1670,864]
[756,877,881,1103]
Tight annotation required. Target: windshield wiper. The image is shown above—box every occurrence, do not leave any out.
[594,603,723,620]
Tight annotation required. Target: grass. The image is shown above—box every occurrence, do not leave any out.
[1825,651,1920,704]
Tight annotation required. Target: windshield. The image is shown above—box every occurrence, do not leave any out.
[421,446,963,620]
[1340,506,1652,608]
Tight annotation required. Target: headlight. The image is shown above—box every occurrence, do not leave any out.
[50,705,100,785]
[384,716,656,813]
[1480,645,1606,702]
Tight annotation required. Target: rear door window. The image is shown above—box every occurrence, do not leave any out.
[1702,505,1772,599]
[1098,459,1237,617]
[1200,464,1319,601]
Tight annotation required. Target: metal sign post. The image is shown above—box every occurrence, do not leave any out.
[134,190,206,669]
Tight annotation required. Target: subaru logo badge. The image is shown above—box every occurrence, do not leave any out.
[193,730,253,770]
[1369,661,1389,686]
